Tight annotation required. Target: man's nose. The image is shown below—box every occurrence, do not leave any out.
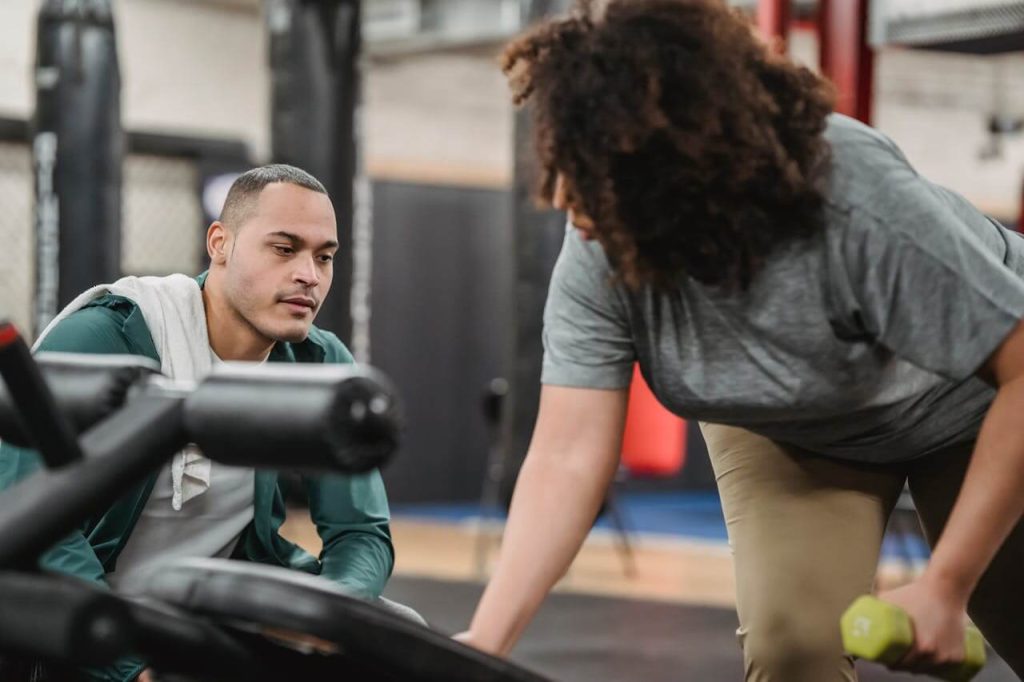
[293,254,320,287]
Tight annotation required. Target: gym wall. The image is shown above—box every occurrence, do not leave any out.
[0,4,1019,220]
[787,28,1024,223]
[0,0,271,159]
[0,121,250,337]
[0,136,33,335]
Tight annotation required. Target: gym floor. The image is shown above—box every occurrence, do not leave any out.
[281,494,1017,681]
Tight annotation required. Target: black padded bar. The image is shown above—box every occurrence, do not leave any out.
[0,394,186,569]
[0,322,84,465]
[143,559,552,682]
[0,576,332,679]
[0,351,158,450]
[129,599,309,681]
[185,363,400,473]
[0,572,134,665]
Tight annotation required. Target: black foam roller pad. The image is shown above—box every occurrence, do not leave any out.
[183,363,400,473]
[0,572,135,665]
[0,352,159,449]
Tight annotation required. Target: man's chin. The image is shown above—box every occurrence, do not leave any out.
[259,321,311,345]
[278,326,311,344]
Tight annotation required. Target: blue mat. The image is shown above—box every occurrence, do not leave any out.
[392,491,930,560]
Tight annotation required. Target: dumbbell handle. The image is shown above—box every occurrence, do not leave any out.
[841,595,985,682]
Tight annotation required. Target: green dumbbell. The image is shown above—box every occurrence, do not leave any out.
[840,595,986,682]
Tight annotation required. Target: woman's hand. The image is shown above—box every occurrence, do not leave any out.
[876,576,969,672]
[453,631,482,649]
[452,630,505,657]
[879,320,1024,674]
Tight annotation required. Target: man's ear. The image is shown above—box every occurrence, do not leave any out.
[207,222,230,264]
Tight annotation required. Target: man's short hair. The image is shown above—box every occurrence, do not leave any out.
[219,164,328,230]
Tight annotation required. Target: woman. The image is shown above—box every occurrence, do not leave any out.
[457,1,1024,680]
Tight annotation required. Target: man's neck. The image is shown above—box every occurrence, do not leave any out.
[201,276,275,362]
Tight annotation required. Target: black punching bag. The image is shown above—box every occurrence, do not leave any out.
[500,0,575,506]
[33,0,123,336]
[267,0,362,346]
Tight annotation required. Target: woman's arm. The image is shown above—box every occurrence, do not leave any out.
[459,384,629,655]
[925,319,1024,598]
[881,319,1024,665]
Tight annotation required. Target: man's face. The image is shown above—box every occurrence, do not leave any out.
[217,183,338,344]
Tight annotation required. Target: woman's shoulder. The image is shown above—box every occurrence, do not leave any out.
[822,115,918,211]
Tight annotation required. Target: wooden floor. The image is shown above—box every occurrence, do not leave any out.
[280,512,919,608]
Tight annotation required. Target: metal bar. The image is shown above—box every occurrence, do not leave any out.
[1018,178,1023,232]
[819,0,874,124]
[0,393,186,569]
[757,0,791,52]
[0,321,84,467]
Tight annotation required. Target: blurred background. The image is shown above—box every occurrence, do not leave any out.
[0,1,1022,678]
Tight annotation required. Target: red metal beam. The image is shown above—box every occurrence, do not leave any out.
[818,0,874,124]
[757,0,791,53]
[1018,177,1024,232]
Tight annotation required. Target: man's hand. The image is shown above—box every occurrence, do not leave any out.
[136,668,155,682]
[877,576,969,672]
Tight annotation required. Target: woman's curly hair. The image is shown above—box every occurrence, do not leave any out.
[501,0,835,290]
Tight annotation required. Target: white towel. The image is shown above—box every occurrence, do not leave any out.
[35,274,214,510]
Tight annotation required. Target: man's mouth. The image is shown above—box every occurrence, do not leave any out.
[280,296,317,314]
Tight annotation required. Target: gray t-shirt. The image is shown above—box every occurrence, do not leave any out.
[541,114,1024,462]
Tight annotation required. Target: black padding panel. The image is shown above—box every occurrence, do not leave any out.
[33,0,123,333]
[142,558,551,682]
[269,0,360,343]
[184,363,400,473]
[369,181,514,504]
[0,353,158,448]
[0,572,134,665]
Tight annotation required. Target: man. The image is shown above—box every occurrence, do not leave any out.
[0,164,393,682]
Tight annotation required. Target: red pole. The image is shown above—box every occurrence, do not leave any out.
[819,0,874,124]
[757,0,791,53]
[1018,176,1024,232]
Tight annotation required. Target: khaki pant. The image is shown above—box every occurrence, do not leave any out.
[700,423,1024,681]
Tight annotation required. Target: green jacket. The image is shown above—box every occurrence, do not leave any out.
[0,285,394,682]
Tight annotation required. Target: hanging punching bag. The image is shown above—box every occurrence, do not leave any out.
[33,0,123,337]
[267,0,362,348]
[620,365,686,477]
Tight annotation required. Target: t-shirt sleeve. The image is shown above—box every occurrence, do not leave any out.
[541,225,636,389]
[835,166,1024,382]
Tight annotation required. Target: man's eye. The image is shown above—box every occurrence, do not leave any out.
[318,254,334,263]
[273,245,294,256]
